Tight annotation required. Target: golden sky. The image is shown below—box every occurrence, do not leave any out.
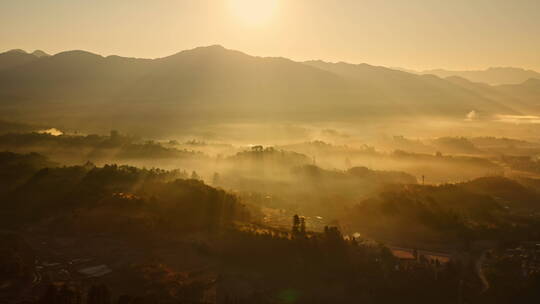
[1,0,539,71]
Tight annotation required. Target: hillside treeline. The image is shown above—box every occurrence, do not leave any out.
[0,152,248,235]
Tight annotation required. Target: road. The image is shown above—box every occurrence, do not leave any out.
[475,250,489,293]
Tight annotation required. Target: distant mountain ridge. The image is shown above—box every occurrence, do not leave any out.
[304,60,517,115]
[421,67,540,85]
[1,45,540,132]
[31,50,50,58]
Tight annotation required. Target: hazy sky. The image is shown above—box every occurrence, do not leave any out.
[1,0,539,71]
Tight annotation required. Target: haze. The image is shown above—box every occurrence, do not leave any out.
[1,0,540,71]
[3,1,540,303]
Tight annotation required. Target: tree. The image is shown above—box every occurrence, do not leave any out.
[191,170,200,180]
[39,284,81,304]
[251,145,263,152]
[58,284,81,304]
[110,130,119,140]
[39,284,58,304]
[212,172,220,185]
[300,217,306,235]
[87,284,111,304]
[292,215,300,235]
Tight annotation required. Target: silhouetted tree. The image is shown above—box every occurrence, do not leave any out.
[292,214,300,235]
[58,284,81,304]
[251,145,263,152]
[300,217,306,235]
[87,284,111,304]
[212,172,220,185]
[39,284,58,304]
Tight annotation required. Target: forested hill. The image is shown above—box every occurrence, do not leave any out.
[0,152,249,234]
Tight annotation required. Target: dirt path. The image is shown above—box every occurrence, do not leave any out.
[475,250,489,293]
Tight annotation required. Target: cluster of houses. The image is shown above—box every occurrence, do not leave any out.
[35,257,112,286]
[390,246,452,271]
[495,243,540,278]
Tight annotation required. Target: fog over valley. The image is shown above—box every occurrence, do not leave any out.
[2,1,540,303]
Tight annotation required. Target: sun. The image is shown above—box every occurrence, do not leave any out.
[229,0,279,27]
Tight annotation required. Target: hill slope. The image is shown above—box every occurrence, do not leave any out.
[422,67,540,85]
[1,46,538,132]
[304,61,517,116]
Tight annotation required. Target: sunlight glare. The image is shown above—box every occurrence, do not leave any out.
[229,0,279,27]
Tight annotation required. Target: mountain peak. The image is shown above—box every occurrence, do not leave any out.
[182,44,234,55]
[199,44,226,50]
[161,45,249,62]
[53,50,103,59]
[6,49,27,54]
[32,50,49,57]
[174,44,227,54]
[421,67,540,85]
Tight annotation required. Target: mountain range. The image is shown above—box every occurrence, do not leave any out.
[421,67,540,85]
[0,46,539,132]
